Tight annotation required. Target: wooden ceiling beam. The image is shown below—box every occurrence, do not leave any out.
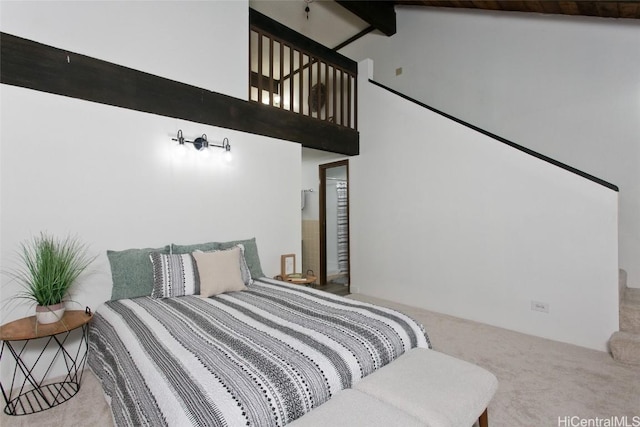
[336,1,397,36]
[394,1,640,19]
[619,2,640,18]
[596,1,621,18]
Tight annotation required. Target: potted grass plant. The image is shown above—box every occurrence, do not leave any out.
[8,233,95,324]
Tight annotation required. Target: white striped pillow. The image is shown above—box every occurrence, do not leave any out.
[149,252,200,298]
[236,244,253,286]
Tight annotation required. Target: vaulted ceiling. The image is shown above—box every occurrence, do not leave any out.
[339,1,640,38]
[394,1,640,20]
[250,1,639,52]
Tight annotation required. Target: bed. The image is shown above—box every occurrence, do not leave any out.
[91,239,431,426]
[88,278,430,426]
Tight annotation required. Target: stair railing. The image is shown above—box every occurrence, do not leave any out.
[368,79,618,192]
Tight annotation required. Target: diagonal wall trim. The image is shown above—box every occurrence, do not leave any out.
[369,79,618,192]
[0,32,359,156]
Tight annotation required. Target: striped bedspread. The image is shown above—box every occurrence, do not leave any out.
[89,278,430,426]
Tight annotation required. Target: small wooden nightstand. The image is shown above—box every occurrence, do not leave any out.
[0,308,93,415]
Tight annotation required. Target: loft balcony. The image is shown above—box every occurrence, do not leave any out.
[249,9,359,155]
[1,10,359,155]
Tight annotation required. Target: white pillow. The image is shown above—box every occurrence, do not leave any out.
[194,244,253,286]
[192,247,247,297]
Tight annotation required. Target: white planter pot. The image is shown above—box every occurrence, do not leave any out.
[36,302,66,324]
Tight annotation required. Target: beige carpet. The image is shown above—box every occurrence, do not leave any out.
[2,294,639,426]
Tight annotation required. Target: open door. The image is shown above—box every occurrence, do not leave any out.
[319,160,349,294]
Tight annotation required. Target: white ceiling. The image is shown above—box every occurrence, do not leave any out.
[249,0,369,49]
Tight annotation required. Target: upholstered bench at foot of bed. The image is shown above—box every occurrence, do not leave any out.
[353,348,498,427]
[292,348,498,427]
[289,389,426,427]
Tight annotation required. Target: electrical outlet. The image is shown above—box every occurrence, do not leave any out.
[531,300,549,313]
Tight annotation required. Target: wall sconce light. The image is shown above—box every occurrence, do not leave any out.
[172,130,232,162]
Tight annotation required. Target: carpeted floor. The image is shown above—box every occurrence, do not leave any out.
[2,293,638,426]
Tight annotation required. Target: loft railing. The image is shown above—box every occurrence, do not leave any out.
[249,9,358,131]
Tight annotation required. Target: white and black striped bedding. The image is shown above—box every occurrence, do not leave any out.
[89,278,431,426]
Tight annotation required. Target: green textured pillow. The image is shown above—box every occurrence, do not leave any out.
[217,237,265,279]
[171,241,219,254]
[108,246,170,300]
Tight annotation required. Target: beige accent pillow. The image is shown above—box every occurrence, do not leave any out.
[192,247,247,297]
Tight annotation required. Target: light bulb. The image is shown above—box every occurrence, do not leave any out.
[224,149,233,163]
[175,142,187,157]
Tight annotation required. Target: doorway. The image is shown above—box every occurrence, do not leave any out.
[319,160,350,296]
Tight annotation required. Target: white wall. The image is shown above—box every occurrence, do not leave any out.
[351,60,619,351]
[341,7,640,288]
[0,0,247,99]
[0,1,301,324]
[1,86,301,320]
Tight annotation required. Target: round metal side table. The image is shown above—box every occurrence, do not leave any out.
[0,308,92,415]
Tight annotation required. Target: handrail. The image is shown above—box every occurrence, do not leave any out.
[369,79,618,192]
[250,9,357,73]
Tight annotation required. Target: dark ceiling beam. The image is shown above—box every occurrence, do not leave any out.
[393,1,640,20]
[333,25,376,51]
[336,1,397,36]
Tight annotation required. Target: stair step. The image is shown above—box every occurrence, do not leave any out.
[620,287,640,333]
[619,269,627,304]
[625,286,640,304]
[610,331,640,365]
